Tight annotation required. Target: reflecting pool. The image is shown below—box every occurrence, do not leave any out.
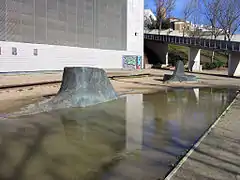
[0,87,237,180]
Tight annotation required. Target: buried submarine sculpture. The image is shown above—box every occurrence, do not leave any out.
[163,60,198,83]
[10,67,118,116]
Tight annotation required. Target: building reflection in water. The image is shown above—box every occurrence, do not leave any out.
[105,87,238,180]
[125,94,143,152]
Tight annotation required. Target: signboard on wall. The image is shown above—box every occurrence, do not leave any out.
[122,55,142,69]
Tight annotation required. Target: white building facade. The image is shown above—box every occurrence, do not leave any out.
[0,0,144,72]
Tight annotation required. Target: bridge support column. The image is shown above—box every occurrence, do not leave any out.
[188,48,201,72]
[159,43,169,65]
[126,94,143,151]
[228,52,240,77]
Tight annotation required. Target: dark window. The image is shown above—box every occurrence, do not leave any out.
[12,47,17,55]
[33,48,38,56]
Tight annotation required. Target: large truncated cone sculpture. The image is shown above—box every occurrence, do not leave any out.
[50,67,118,109]
[6,67,118,117]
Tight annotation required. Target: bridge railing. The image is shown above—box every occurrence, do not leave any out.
[144,34,240,52]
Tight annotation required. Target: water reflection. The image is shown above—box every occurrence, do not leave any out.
[0,88,237,180]
[193,88,200,103]
[103,88,237,180]
[125,94,143,152]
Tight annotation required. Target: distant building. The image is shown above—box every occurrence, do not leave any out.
[168,18,190,32]
[188,22,225,36]
[163,16,225,36]
[169,17,181,22]
[144,9,157,21]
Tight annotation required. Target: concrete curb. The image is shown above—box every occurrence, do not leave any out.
[0,74,151,90]
[164,92,239,180]
[0,81,61,90]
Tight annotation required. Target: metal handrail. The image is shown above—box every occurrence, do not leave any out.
[144,34,240,52]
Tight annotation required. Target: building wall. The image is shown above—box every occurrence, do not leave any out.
[0,0,144,72]
[174,22,184,32]
[174,21,191,33]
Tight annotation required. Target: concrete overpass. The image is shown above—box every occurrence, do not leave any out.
[144,33,240,77]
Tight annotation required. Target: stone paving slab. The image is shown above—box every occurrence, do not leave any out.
[168,94,240,180]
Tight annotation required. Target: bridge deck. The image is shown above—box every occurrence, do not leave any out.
[144,34,240,52]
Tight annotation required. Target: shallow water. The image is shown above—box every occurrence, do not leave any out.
[0,87,237,180]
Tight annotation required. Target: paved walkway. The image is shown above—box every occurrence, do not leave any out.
[168,94,240,180]
[0,69,239,87]
[0,69,144,87]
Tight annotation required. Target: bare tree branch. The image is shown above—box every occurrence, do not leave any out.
[202,0,223,62]
[202,0,223,39]
[155,0,176,34]
[182,0,196,37]
[217,0,240,42]
[188,0,203,38]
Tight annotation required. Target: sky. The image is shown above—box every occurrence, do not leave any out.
[144,0,240,34]
[144,0,186,19]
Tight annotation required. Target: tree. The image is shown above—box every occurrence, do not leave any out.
[155,0,176,34]
[217,0,240,42]
[182,0,195,37]
[144,16,157,32]
[202,0,223,62]
[188,0,203,37]
[217,0,240,63]
[203,0,222,39]
[162,19,171,29]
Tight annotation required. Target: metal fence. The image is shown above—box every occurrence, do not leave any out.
[144,34,240,52]
[0,0,127,50]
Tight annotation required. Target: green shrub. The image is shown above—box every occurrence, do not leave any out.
[162,19,171,30]
[215,59,225,68]
[168,52,188,66]
[202,59,225,70]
